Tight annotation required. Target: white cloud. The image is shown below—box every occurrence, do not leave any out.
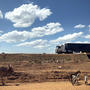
[5,3,52,28]
[88,25,90,28]
[74,41,90,43]
[74,24,85,29]
[31,22,64,37]
[50,32,83,43]
[85,35,90,39]
[17,39,50,49]
[0,30,30,43]
[0,10,3,19]
[0,22,63,43]
[88,25,90,31]
[16,32,83,49]
[0,30,3,33]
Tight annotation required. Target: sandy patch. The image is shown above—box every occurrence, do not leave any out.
[0,81,90,90]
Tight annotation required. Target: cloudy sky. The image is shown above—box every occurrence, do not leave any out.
[0,0,90,53]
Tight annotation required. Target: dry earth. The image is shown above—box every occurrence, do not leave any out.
[0,54,90,89]
[0,81,90,90]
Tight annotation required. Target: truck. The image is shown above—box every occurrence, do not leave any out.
[55,43,90,54]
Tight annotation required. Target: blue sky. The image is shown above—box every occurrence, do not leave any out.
[0,0,90,53]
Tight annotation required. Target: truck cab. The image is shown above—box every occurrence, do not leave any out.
[55,45,66,54]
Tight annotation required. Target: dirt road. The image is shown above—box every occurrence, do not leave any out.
[0,81,90,90]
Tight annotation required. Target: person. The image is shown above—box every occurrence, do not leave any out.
[84,73,88,85]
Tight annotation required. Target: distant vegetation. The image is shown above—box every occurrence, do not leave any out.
[0,53,89,64]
